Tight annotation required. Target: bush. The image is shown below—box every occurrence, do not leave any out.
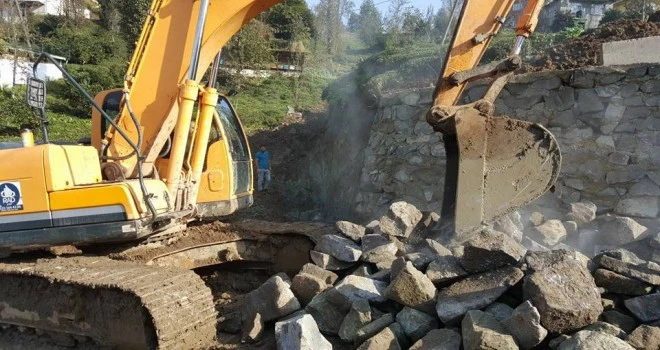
[39,22,128,65]
[0,87,39,138]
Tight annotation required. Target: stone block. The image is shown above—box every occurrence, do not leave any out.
[354,313,396,346]
[335,275,388,303]
[583,321,627,339]
[356,324,401,350]
[484,303,514,322]
[615,197,660,218]
[627,325,660,350]
[603,310,638,334]
[396,307,438,342]
[624,293,660,322]
[462,310,517,350]
[594,269,654,296]
[336,221,366,242]
[426,255,468,285]
[409,329,462,350]
[305,288,351,334]
[315,234,363,262]
[292,273,330,305]
[557,330,634,350]
[503,301,548,349]
[275,313,332,350]
[300,263,338,285]
[531,219,568,246]
[310,250,356,271]
[599,216,649,245]
[460,230,525,273]
[577,89,605,114]
[339,299,372,342]
[244,274,301,323]
[379,201,423,238]
[385,262,437,315]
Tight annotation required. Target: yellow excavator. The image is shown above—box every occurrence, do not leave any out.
[0,0,560,347]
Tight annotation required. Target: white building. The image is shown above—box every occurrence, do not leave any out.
[15,0,96,19]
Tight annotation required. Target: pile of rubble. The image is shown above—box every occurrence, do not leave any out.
[221,202,660,349]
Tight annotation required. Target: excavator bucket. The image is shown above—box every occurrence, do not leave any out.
[441,107,561,239]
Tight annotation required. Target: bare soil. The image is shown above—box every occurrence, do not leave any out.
[526,20,660,71]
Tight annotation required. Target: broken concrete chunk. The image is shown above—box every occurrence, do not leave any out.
[385,262,437,315]
[426,255,468,285]
[602,310,638,334]
[354,313,396,346]
[275,313,332,350]
[336,221,366,242]
[557,330,635,350]
[600,216,649,245]
[566,201,597,226]
[594,269,654,296]
[460,230,525,273]
[356,324,401,350]
[339,299,372,343]
[379,201,423,238]
[310,250,356,271]
[396,307,438,342]
[503,301,548,349]
[305,288,351,335]
[624,293,660,322]
[300,263,338,285]
[315,234,363,262]
[409,329,462,350]
[531,219,568,246]
[583,321,627,339]
[484,303,514,322]
[436,266,524,325]
[524,257,603,334]
[595,255,660,286]
[244,273,301,323]
[335,275,388,303]
[292,273,330,305]
[627,325,660,350]
[462,310,518,350]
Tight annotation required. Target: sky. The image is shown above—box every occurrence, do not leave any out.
[305,0,440,14]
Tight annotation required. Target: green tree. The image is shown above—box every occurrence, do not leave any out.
[98,0,121,32]
[40,22,127,65]
[265,0,316,41]
[223,19,275,87]
[356,0,383,47]
[550,10,577,32]
[117,0,150,46]
[315,0,342,54]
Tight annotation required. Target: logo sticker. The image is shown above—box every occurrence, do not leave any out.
[0,182,23,212]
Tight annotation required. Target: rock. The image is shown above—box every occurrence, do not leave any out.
[462,310,518,350]
[436,266,524,325]
[380,201,423,238]
[305,288,351,334]
[409,329,462,350]
[627,325,660,350]
[494,213,524,243]
[503,301,548,349]
[241,312,265,343]
[426,255,468,285]
[624,294,660,322]
[595,255,660,285]
[609,152,630,165]
[244,273,301,323]
[583,321,627,339]
[396,307,438,342]
[335,275,388,303]
[366,220,380,234]
[405,252,438,271]
[275,313,332,350]
[651,232,660,250]
[385,262,437,315]
[549,335,571,349]
[310,250,356,270]
[460,230,525,273]
[315,234,363,262]
[599,216,649,246]
[355,313,396,345]
[356,324,401,350]
[594,269,653,296]
[336,221,366,242]
[300,263,338,285]
[557,330,634,350]
[388,322,410,349]
[629,179,660,197]
[522,236,550,252]
[564,221,578,236]
[292,273,330,305]
[362,240,398,265]
[484,303,514,322]
[339,299,372,343]
[566,201,597,226]
[531,220,568,246]
[600,249,647,265]
[615,197,660,219]
[419,239,453,256]
[602,310,638,334]
[524,255,603,334]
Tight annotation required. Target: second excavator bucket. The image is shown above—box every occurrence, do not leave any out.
[440,107,561,240]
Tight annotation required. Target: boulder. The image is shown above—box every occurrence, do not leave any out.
[244,273,301,323]
[426,255,469,285]
[522,236,550,252]
[462,310,518,350]
[385,262,437,315]
[292,273,330,305]
[379,201,423,238]
[595,255,660,285]
[600,216,649,245]
[503,301,548,349]
[335,275,388,303]
[524,255,603,334]
[356,325,401,350]
[615,197,659,218]
[557,330,635,350]
[600,249,647,265]
[300,263,338,285]
[594,269,653,296]
[315,234,363,262]
[549,335,571,349]
[305,288,351,334]
[494,213,524,243]
[531,220,568,246]
[436,266,524,325]
[339,299,372,343]
[566,201,597,226]
[627,325,660,350]
[583,322,627,339]
[336,221,366,242]
[406,252,439,271]
[354,313,396,346]
[275,313,332,350]
[460,230,525,273]
[624,294,660,322]
[409,329,462,350]
[484,303,514,322]
[388,322,410,349]
[396,307,439,342]
[419,239,452,256]
[602,310,638,334]
[363,244,398,265]
[310,250,355,270]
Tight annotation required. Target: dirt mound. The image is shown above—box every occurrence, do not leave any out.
[527,20,660,71]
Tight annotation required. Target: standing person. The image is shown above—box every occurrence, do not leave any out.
[254,145,271,192]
